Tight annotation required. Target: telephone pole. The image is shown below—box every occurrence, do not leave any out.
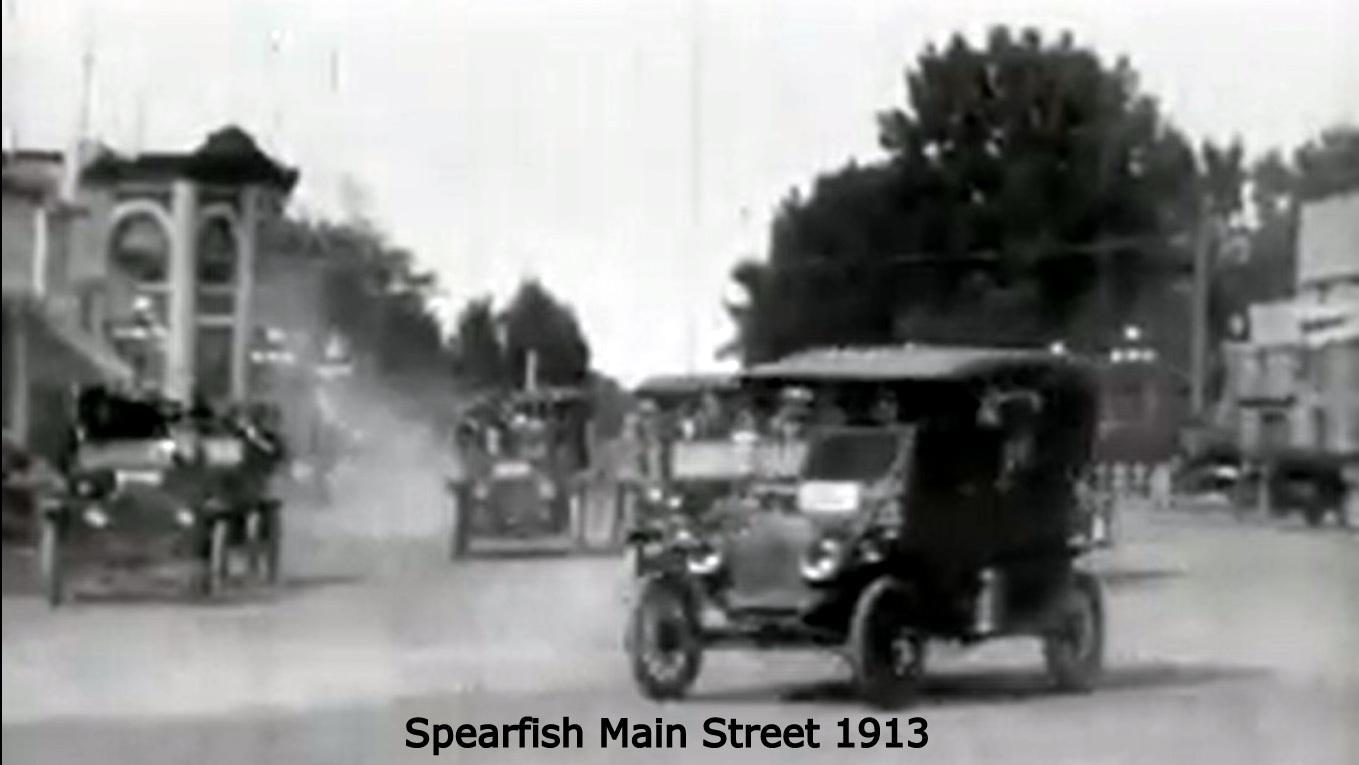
[684,0,703,373]
[1189,212,1215,419]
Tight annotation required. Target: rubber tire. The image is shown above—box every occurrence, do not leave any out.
[252,505,282,585]
[1303,505,1326,528]
[628,578,703,700]
[39,515,66,608]
[449,487,469,559]
[1042,571,1105,692]
[201,518,229,598]
[569,487,585,551]
[848,576,927,709]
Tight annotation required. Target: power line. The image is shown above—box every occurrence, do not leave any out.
[750,231,1194,275]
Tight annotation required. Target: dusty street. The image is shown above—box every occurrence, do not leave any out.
[3,495,1356,764]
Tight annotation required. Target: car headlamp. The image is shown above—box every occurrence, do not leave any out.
[81,506,110,529]
[855,536,886,564]
[537,479,556,500]
[645,486,666,504]
[800,537,844,582]
[175,508,196,528]
[686,544,723,576]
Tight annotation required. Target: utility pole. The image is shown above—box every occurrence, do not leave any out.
[1189,212,1215,420]
[684,0,703,373]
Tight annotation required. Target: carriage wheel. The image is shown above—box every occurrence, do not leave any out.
[38,515,67,608]
[628,578,703,700]
[250,505,282,585]
[848,576,927,709]
[448,486,469,559]
[200,518,229,598]
[1043,571,1104,692]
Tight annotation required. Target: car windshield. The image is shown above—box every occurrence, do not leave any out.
[802,430,900,482]
[78,394,172,441]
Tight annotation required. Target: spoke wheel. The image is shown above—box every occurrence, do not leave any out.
[200,518,229,598]
[849,576,926,709]
[1043,572,1104,692]
[628,579,702,700]
[39,516,66,608]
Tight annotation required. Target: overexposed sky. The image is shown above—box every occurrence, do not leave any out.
[4,0,1357,382]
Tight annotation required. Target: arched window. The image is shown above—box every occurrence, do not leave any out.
[110,213,171,285]
[197,216,237,286]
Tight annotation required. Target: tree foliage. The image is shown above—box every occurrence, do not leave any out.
[729,27,1207,364]
[259,216,450,381]
[1213,124,1359,322]
[449,279,592,391]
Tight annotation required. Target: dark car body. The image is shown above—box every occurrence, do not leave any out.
[37,390,284,605]
[625,346,1106,706]
[448,388,591,556]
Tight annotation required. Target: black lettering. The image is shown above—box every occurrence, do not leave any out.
[601,717,629,747]
[664,722,686,749]
[405,717,429,749]
[702,717,728,748]
[456,724,477,748]
[805,719,822,748]
[478,725,498,748]
[432,724,454,755]
[563,718,583,748]
[908,716,928,748]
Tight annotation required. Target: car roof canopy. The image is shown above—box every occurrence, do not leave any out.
[741,344,1091,386]
[634,373,740,398]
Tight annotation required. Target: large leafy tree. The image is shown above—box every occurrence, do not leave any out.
[450,297,506,388]
[449,279,592,390]
[1213,124,1359,326]
[729,27,1205,364]
[259,216,449,380]
[500,279,592,388]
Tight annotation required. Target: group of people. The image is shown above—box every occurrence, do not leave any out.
[630,387,905,448]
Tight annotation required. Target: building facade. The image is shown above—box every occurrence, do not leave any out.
[2,127,296,458]
[1222,190,1359,458]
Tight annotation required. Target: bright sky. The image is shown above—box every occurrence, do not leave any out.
[4,0,1357,383]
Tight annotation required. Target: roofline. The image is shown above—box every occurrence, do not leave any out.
[741,344,1093,384]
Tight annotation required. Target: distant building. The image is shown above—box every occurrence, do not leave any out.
[2,127,297,459]
[1222,190,1359,458]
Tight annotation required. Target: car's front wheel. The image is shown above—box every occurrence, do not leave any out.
[199,518,229,598]
[849,576,927,709]
[448,485,469,559]
[628,578,703,700]
[38,514,66,608]
[1042,571,1104,692]
[248,505,282,585]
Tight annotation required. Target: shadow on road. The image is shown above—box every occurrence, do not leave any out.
[693,660,1268,708]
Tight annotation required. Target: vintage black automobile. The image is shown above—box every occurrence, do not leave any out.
[628,374,779,551]
[625,346,1106,707]
[448,388,592,557]
[37,388,284,606]
[1264,449,1350,527]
